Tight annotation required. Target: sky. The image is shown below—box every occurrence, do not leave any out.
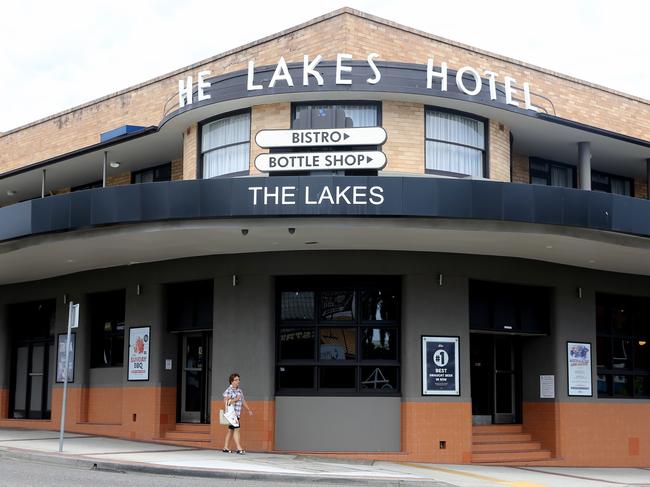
[0,0,648,132]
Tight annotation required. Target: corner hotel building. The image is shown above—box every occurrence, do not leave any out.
[1,8,649,466]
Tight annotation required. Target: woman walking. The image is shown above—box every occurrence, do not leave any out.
[222,372,253,454]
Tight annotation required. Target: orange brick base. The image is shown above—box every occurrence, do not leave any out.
[1,388,648,466]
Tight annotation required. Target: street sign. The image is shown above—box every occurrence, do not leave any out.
[255,151,387,173]
[255,127,387,148]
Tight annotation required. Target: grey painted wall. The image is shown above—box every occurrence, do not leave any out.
[2,249,650,420]
[275,396,400,451]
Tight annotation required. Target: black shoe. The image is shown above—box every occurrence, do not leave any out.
[222,448,231,453]
[236,450,246,455]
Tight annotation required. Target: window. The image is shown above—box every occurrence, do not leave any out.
[425,108,486,178]
[529,158,576,188]
[132,162,171,184]
[592,170,633,197]
[596,293,650,398]
[201,110,250,178]
[89,290,126,368]
[71,181,102,192]
[469,280,550,334]
[292,102,379,129]
[276,278,400,395]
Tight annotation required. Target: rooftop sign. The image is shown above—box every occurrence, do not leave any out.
[178,53,539,111]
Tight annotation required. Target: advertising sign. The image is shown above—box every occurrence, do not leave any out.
[255,127,387,148]
[567,341,592,396]
[56,333,75,383]
[254,151,386,173]
[128,326,150,381]
[422,336,459,395]
[539,375,555,399]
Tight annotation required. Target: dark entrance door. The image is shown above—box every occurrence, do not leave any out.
[11,341,52,419]
[470,333,520,424]
[179,332,211,423]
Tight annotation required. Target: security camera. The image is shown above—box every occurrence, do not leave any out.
[288,227,296,235]
[241,229,249,236]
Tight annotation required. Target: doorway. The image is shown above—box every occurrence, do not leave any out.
[470,333,521,424]
[179,332,211,423]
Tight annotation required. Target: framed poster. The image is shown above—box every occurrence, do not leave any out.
[128,326,151,381]
[567,341,592,396]
[56,332,75,383]
[422,336,460,395]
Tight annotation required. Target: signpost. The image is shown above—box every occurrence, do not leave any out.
[255,151,386,173]
[58,301,79,452]
[255,127,387,148]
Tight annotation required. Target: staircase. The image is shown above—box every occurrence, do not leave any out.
[162,423,212,447]
[471,424,552,464]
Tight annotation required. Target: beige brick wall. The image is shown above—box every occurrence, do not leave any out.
[634,177,648,199]
[512,153,530,184]
[489,120,510,181]
[0,8,648,183]
[250,103,291,175]
[382,102,424,174]
[171,159,183,181]
[107,171,131,187]
[182,124,198,180]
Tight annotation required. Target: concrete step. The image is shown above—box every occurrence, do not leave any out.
[472,424,523,434]
[472,432,532,443]
[164,430,211,442]
[472,441,542,452]
[471,449,552,463]
[172,423,211,433]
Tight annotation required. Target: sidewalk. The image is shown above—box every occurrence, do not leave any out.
[0,428,648,487]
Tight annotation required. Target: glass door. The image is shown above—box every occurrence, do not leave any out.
[493,336,516,424]
[180,333,211,423]
[12,341,52,419]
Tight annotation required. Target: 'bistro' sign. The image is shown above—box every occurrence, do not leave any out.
[178,53,538,111]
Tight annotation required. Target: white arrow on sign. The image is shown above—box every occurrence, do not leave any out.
[255,127,387,148]
[255,151,387,173]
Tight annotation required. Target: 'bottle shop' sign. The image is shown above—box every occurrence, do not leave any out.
[178,53,539,111]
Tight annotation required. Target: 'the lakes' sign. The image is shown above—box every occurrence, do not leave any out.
[178,53,539,111]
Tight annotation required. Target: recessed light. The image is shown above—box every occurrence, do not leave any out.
[545,245,553,249]
[588,259,596,264]
[6,190,16,196]
[109,161,121,168]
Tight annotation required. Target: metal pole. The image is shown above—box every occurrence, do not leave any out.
[578,142,591,190]
[58,301,73,452]
[103,151,108,188]
[41,169,46,198]
[646,159,650,200]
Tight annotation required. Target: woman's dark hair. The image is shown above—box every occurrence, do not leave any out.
[229,373,240,384]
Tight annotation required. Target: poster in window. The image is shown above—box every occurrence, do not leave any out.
[567,341,592,396]
[56,333,75,383]
[422,336,460,395]
[128,326,151,381]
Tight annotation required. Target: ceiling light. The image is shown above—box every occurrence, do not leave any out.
[6,190,16,196]
[109,161,121,168]
[545,245,553,249]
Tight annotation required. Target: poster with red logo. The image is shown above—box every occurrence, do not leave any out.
[128,326,150,381]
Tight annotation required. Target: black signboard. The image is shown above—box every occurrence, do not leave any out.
[421,336,459,395]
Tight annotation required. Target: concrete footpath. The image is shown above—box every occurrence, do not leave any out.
[0,428,648,487]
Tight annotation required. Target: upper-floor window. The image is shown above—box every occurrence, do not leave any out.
[425,108,486,178]
[132,162,171,183]
[201,110,250,178]
[292,102,379,129]
[592,170,633,197]
[530,158,575,188]
[529,158,634,197]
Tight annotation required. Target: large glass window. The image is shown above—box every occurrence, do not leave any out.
[276,278,400,395]
[292,103,379,129]
[529,158,575,188]
[201,111,250,178]
[592,170,633,197]
[425,109,486,178]
[132,162,171,184]
[596,293,650,398]
[89,290,126,368]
